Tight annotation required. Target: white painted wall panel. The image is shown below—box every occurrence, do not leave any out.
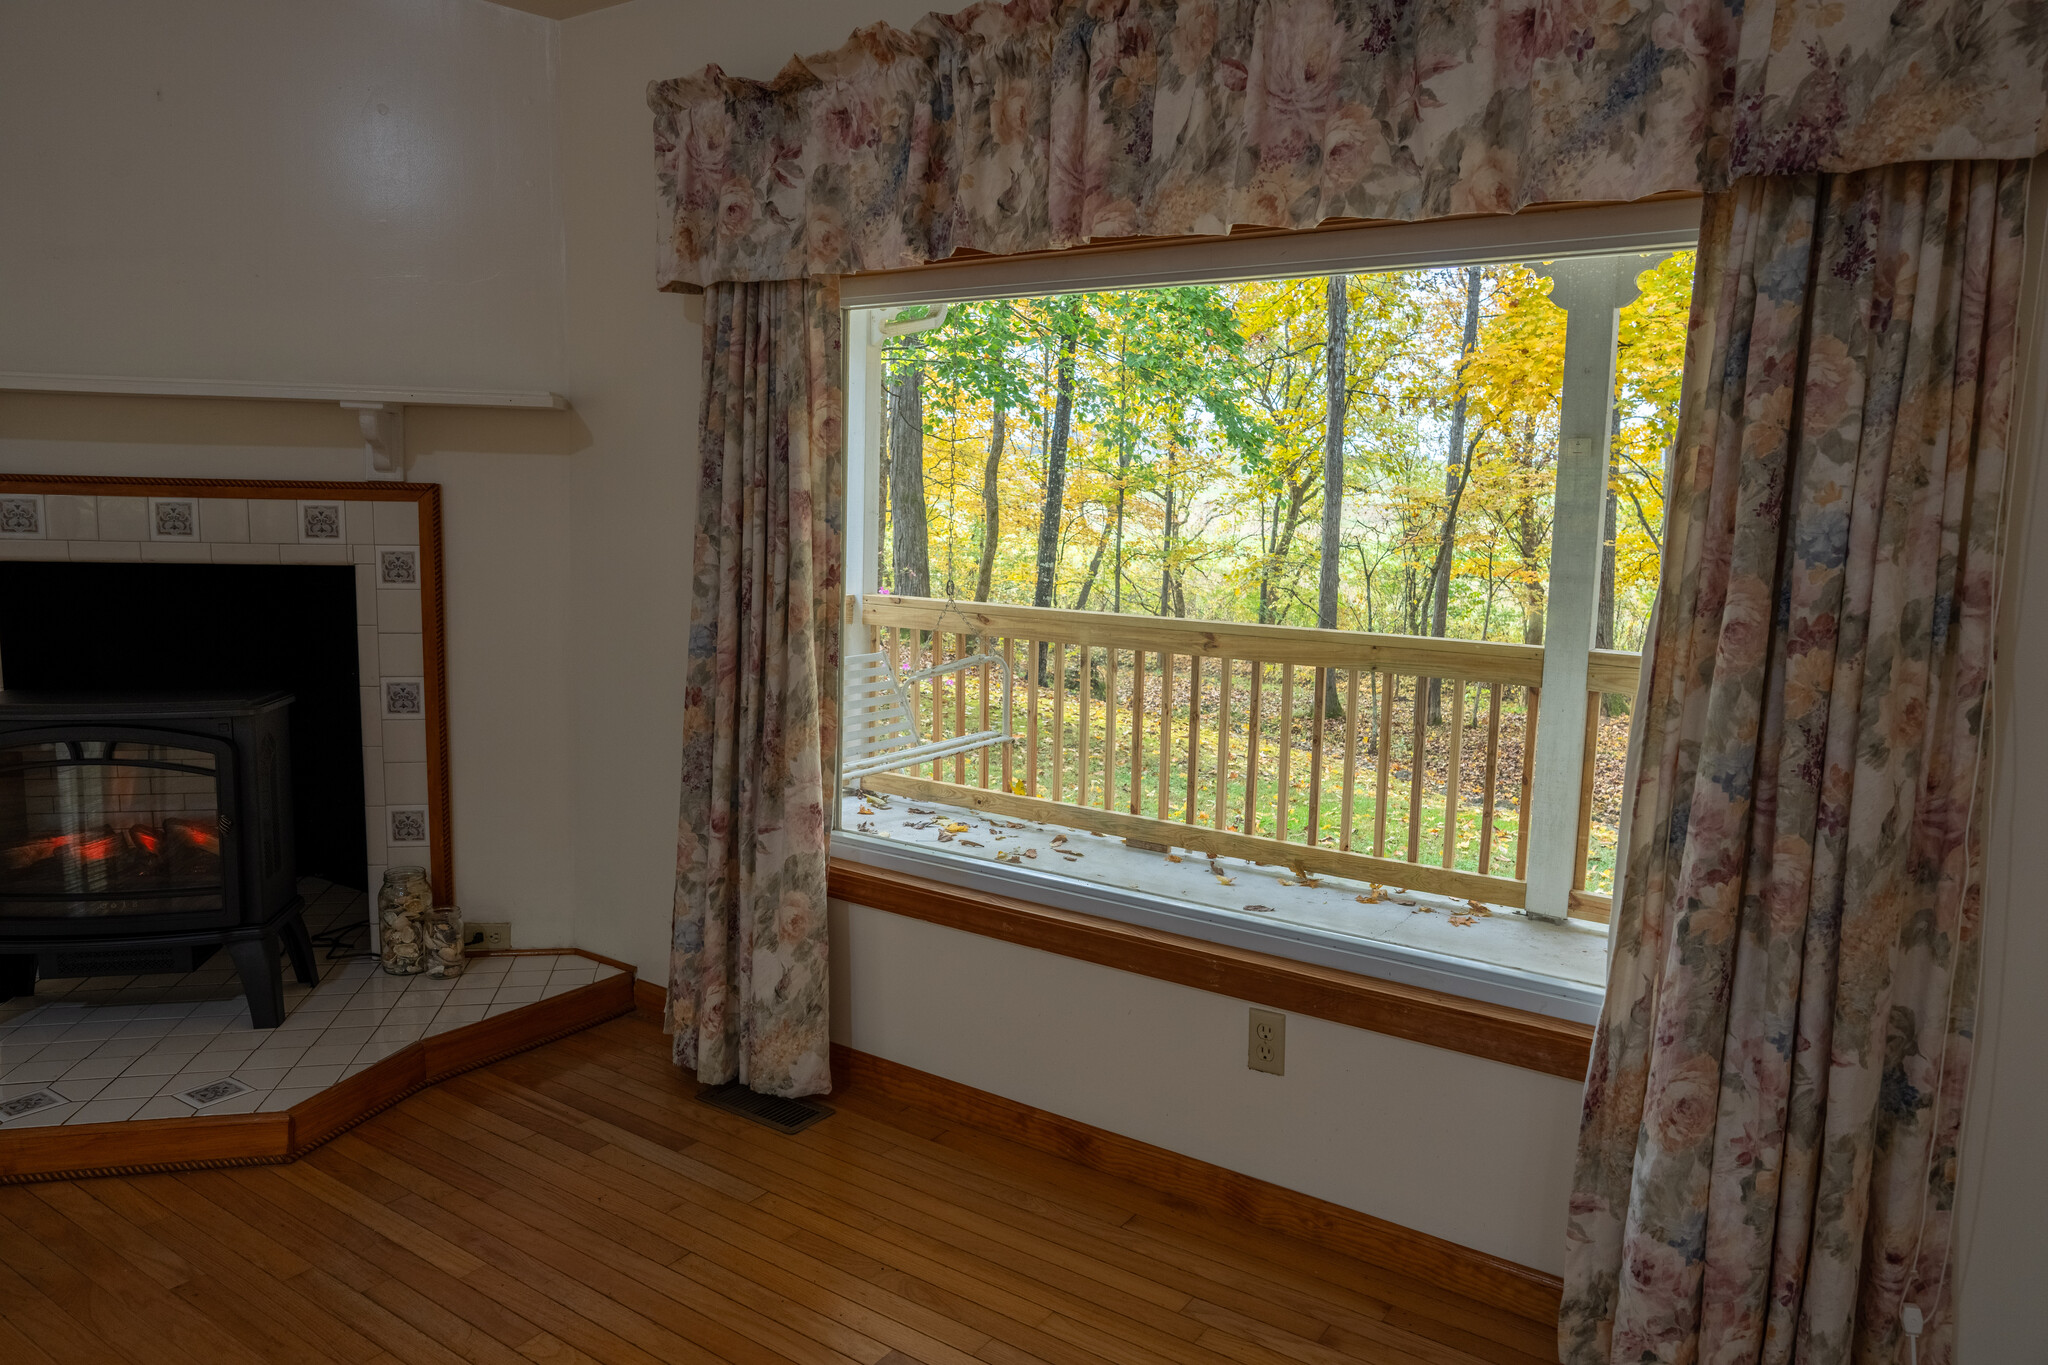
[0,0,564,391]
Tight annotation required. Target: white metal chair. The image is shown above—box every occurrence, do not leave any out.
[841,649,1014,782]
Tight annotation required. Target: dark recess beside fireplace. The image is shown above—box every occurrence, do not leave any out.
[0,692,317,1026]
[0,560,368,1026]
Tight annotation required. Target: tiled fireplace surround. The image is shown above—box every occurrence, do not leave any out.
[0,487,437,907]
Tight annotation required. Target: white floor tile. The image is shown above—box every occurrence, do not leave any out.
[67,1097,147,1125]
[119,1051,189,1077]
[492,985,546,1006]
[51,1076,111,1103]
[280,1063,347,1089]
[259,1087,324,1112]
[58,1054,135,1082]
[95,1073,168,1102]
[131,1096,193,1121]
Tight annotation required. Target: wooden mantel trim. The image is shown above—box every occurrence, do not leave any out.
[828,858,1595,1080]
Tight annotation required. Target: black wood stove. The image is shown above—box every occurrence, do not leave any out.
[0,691,317,1027]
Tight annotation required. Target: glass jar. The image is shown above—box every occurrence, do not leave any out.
[377,866,431,975]
[423,906,465,978]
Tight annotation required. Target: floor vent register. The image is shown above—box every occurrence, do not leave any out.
[696,1082,834,1135]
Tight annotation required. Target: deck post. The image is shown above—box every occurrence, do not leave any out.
[1523,256,1657,921]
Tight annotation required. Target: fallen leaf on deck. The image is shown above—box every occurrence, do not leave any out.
[1166,854,1183,863]
[937,831,956,842]
[1279,879,1297,887]
[1465,900,1493,916]
[1215,875,1235,886]
[1051,834,1068,846]
[857,805,873,816]
[1356,894,1382,905]
[909,807,935,815]
[1243,904,1276,914]
[1023,848,1037,858]
[1449,914,1477,927]
[944,822,970,833]
[960,840,983,848]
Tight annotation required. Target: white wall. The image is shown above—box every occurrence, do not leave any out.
[0,0,583,945]
[0,0,565,390]
[832,900,1587,1272]
[552,0,939,975]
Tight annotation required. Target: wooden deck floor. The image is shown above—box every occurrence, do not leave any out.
[0,1014,1555,1365]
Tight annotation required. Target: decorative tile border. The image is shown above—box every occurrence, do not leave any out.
[378,546,418,586]
[148,496,199,540]
[380,677,425,718]
[0,479,449,908]
[388,806,430,846]
[298,500,345,542]
[0,494,45,539]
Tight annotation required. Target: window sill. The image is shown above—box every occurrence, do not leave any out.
[827,841,1598,1081]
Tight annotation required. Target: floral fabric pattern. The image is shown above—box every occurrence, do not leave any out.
[672,278,844,1098]
[1561,160,2025,1364]
[648,0,2048,288]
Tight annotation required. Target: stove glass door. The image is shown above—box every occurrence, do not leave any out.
[0,741,225,918]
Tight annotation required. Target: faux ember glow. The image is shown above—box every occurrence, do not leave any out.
[1,817,223,889]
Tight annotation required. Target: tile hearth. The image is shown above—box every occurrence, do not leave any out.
[0,878,617,1128]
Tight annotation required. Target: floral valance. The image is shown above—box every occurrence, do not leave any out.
[648,0,2048,289]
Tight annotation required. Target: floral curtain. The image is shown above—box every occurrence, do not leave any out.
[671,278,845,1098]
[1562,159,2026,1364]
[648,0,2048,289]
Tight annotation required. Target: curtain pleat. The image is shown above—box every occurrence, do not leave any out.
[1562,161,2025,1365]
[671,278,843,1098]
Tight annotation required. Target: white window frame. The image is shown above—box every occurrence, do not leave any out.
[832,199,1701,1023]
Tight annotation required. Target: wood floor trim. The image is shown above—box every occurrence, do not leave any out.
[0,952,634,1185]
[830,858,1596,1079]
[831,1041,1566,1328]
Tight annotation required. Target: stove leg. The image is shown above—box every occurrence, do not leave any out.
[228,935,286,1029]
[281,908,320,987]
[0,954,34,1002]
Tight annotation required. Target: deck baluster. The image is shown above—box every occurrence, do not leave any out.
[1339,669,1360,851]
[1443,680,1464,867]
[1479,682,1502,874]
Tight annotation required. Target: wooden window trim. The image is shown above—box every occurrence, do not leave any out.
[829,858,1595,1080]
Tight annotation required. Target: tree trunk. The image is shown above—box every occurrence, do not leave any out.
[974,408,1004,602]
[1158,481,1176,617]
[1427,266,1483,723]
[1073,523,1110,612]
[889,366,929,597]
[1318,274,1348,721]
[878,377,891,589]
[1033,333,1077,610]
[1033,332,1078,682]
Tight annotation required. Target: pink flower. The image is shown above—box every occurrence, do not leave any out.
[718,180,756,237]
[1649,1053,1723,1152]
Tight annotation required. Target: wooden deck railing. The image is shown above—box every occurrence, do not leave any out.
[851,596,1639,923]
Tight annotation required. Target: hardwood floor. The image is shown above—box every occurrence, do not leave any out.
[0,1014,1557,1365]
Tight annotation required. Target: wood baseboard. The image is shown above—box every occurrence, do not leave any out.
[633,977,666,1022]
[0,953,634,1184]
[831,1041,1565,1328]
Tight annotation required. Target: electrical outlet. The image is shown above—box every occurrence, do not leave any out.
[465,921,510,951]
[1248,1008,1286,1075]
